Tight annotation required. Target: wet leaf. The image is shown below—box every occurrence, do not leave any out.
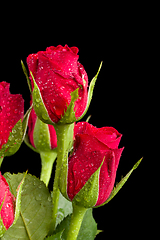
[2,173,53,240]
[54,208,97,240]
[56,192,72,228]
[45,230,63,240]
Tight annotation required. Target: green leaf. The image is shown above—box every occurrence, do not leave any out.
[21,60,32,93]
[98,157,143,207]
[78,62,102,121]
[59,88,79,124]
[1,173,53,240]
[45,230,63,240]
[56,192,72,228]
[77,209,97,240]
[54,209,97,240]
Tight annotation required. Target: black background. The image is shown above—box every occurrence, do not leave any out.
[1,2,153,239]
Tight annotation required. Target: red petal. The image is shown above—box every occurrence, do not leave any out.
[93,127,122,149]
[0,82,24,149]
[48,124,57,149]
[95,148,124,206]
[67,134,109,200]
[74,122,122,149]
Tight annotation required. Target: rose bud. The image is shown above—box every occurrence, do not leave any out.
[26,45,89,125]
[0,82,24,163]
[0,172,15,234]
[25,105,57,186]
[27,105,57,152]
[59,122,124,208]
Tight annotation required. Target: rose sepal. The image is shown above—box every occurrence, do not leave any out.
[72,158,105,208]
[31,72,54,125]
[24,115,58,186]
[59,156,105,209]
[0,172,26,237]
[0,106,32,166]
[33,116,55,152]
[77,62,102,122]
[94,157,143,208]
[21,60,32,93]
[58,88,79,124]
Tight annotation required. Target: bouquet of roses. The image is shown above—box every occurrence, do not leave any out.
[0,45,142,240]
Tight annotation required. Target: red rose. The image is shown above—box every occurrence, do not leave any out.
[28,106,57,150]
[0,82,24,150]
[27,45,88,123]
[67,122,124,207]
[0,172,15,230]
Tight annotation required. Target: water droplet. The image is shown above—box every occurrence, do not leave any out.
[42,113,48,120]
[24,217,30,223]
[36,194,42,201]
[85,197,90,202]
[36,98,41,103]
[12,129,16,134]
[51,99,55,104]
[33,181,37,186]
[8,125,12,130]
[48,195,52,202]
[57,211,64,222]
[75,196,81,202]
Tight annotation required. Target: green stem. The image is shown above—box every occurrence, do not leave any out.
[67,203,87,240]
[40,150,57,187]
[52,123,74,230]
